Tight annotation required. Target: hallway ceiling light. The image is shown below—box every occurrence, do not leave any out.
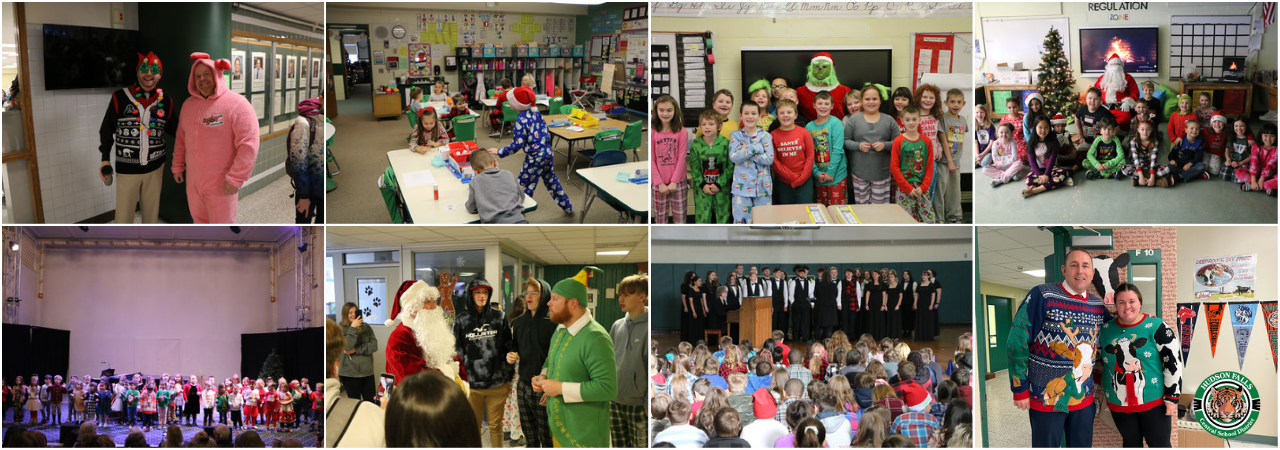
[1021,269,1045,277]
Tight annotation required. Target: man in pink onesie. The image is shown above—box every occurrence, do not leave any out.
[172,52,259,223]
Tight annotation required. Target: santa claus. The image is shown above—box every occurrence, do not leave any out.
[383,280,462,388]
[1093,53,1140,126]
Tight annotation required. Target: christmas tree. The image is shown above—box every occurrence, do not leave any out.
[258,350,284,382]
[1035,26,1076,118]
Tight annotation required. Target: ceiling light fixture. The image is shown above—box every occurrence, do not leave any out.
[1021,269,1046,277]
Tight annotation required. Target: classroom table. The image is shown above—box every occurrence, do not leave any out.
[385,146,538,223]
[544,113,640,182]
[575,161,649,223]
[826,204,920,224]
[749,204,833,224]
[479,96,552,123]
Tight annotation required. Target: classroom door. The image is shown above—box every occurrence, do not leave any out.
[985,295,1012,373]
[343,266,403,326]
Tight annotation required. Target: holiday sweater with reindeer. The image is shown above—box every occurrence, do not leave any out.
[1097,314,1182,413]
[99,84,177,174]
[1007,282,1112,413]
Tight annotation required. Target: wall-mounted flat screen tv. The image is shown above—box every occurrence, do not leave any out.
[42,24,140,90]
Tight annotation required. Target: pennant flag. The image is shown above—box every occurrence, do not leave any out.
[1263,301,1278,371]
[1230,302,1259,369]
[1205,303,1225,358]
[1177,303,1200,365]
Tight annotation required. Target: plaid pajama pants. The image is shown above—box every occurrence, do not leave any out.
[652,180,689,223]
[814,179,847,206]
[850,174,892,204]
[516,379,552,448]
[609,402,647,448]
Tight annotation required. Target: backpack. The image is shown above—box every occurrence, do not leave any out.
[325,396,363,448]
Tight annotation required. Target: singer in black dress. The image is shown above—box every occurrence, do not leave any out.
[706,271,725,334]
[865,271,885,340]
[900,270,919,340]
[915,270,937,342]
[681,271,696,343]
[885,270,903,340]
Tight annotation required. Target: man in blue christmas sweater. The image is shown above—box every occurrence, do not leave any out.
[1007,248,1112,447]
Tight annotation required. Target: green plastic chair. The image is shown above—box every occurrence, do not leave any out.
[406,107,418,129]
[497,104,519,141]
[548,97,564,115]
[378,166,409,223]
[487,89,496,97]
[621,120,643,161]
[569,129,623,185]
[452,114,478,143]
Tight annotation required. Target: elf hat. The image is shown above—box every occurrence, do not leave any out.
[385,280,438,327]
[811,52,833,64]
[507,86,536,111]
[1025,92,1044,106]
[1210,114,1227,125]
[551,266,603,307]
[137,52,162,76]
[1051,113,1068,125]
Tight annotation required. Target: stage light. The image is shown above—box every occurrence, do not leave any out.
[8,241,17,251]
[298,242,309,253]
[78,226,89,232]
[230,226,242,234]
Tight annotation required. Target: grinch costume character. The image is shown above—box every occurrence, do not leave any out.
[383,280,467,394]
[173,52,260,223]
[795,52,851,122]
[1092,53,1139,129]
[535,267,617,448]
[99,52,176,224]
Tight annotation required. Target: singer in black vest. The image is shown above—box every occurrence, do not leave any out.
[769,268,789,334]
[790,265,814,342]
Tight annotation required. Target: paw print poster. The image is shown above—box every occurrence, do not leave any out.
[356,277,388,324]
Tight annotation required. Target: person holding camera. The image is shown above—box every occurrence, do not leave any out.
[340,302,379,402]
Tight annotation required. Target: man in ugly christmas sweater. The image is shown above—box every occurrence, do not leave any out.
[1007,248,1112,447]
[99,52,177,224]
[173,53,260,223]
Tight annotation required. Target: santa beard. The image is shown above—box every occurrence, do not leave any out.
[408,306,457,378]
[1100,61,1127,103]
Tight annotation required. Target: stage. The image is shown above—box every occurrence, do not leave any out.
[3,409,319,447]
[654,324,972,366]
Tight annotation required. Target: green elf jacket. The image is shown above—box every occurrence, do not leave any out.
[544,311,617,448]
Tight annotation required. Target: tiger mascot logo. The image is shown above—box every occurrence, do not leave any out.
[1193,371,1260,439]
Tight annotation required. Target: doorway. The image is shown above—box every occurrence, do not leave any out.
[342,266,402,325]
[1126,249,1161,316]
[328,24,371,115]
[984,295,1012,373]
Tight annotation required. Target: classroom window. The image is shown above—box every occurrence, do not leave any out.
[413,249,485,302]
[344,250,400,265]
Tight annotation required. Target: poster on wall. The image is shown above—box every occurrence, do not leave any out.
[230,50,245,91]
[251,52,266,91]
[373,51,385,65]
[300,57,310,89]
[407,43,431,77]
[1194,253,1257,300]
[273,54,282,84]
[250,93,265,120]
[275,88,285,117]
[287,56,298,89]
[312,60,321,86]
[285,91,296,115]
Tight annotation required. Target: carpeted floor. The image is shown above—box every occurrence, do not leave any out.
[326,84,649,224]
[975,119,1277,223]
[4,417,319,447]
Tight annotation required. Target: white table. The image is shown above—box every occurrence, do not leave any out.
[575,161,648,223]
[386,148,538,223]
[480,96,552,108]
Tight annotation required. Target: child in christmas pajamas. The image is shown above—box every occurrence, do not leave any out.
[806,92,847,206]
[729,102,775,223]
[770,100,815,205]
[172,53,260,223]
[890,106,937,223]
[690,111,733,223]
[1244,124,1278,193]
[651,95,689,223]
[983,123,1023,186]
[1085,118,1126,180]
[489,86,573,213]
[1226,119,1255,183]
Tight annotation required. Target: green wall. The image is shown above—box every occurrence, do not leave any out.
[542,263,645,329]
[652,261,973,332]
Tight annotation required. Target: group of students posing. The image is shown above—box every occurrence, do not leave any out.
[651,80,970,224]
[3,373,321,435]
[650,331,975,448]
[977,84,1278,197]
[680,265,946,347]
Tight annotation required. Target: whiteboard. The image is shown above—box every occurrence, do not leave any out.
[981,16,1070,72]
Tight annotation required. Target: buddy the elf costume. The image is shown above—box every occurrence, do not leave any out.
[543,266,617,448]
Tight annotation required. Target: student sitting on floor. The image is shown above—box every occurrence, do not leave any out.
[466,149,527,224]
[1244,123,1278,195]
[1168,120,1209,186]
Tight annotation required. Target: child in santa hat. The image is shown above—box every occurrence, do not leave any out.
[1204,114,1229,177]
[488,86,574,213]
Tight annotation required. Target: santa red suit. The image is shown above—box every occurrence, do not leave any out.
[794,52,851,121]
[383,280,465,391]
[1093,53,1140,129]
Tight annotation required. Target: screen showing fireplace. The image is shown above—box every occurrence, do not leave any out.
[1079,26,1159,75]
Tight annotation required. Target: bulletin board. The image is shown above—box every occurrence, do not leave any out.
[1170,15,1254,79]
[407,43,431,77]
[653,31,716,128]
[912,34,956,91]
